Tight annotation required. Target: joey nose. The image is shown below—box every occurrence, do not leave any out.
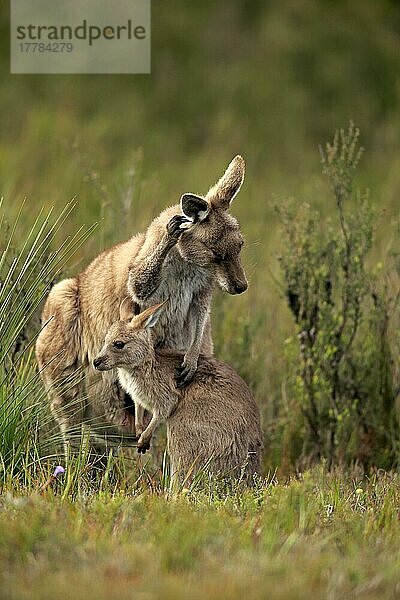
[93,357,103,370]
[234,282,247,294]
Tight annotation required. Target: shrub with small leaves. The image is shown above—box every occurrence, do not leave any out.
[277,124,399,468]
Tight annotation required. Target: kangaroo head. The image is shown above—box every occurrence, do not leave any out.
[93,299,166,372]
[177,155,248,295]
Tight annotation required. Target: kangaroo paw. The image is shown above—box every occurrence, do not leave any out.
[137,434,151,454]
[175,360,197,388]
[166,215,191,241]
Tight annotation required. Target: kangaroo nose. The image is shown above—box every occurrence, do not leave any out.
[234,282,247,294]
[93,357,102,369]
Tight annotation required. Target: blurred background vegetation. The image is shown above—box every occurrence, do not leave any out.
[0,0,400,473]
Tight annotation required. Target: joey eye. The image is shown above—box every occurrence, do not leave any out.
[113,340,125,350]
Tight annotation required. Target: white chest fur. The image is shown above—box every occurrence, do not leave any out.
[117,368,152,412]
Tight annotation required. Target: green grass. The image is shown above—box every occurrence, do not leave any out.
[0,201,97,480]
[1,466,400,600]
[1,0,400,469]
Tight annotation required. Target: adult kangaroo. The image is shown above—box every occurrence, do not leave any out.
[36,156,247,453]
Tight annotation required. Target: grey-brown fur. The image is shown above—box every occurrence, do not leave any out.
[35,156,247,453]
[93,301,262,484]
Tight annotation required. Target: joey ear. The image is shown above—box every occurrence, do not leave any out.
[119,296,139,321]
[134,299,168,330]
[205,155,245,210]
[180,193,210,223]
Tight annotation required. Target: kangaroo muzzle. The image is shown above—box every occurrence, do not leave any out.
[232,281,248,294]
[93,355,110,371]
[220,259,248,295]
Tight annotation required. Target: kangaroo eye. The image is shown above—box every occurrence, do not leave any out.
[113,340,125,349]
[213,251,225,262]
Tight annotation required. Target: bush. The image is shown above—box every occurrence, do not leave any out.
[277,124,400,469]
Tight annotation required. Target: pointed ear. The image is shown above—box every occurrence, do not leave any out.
[119,296,140,321]
[134,299,168,330]
[180,193,210,223]
[205,155,245,210]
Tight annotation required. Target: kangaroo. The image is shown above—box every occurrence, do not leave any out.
[93,299,263,484]
[36,156,248,454]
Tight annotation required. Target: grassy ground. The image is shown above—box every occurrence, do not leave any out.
[1,0,400,465]
[1,466,400,600]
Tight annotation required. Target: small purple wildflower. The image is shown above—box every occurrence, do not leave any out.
[53,466,65,478]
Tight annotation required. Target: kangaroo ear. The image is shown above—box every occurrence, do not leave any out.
[206,155,245,210]
[134,299,168,329]
[180,193,210,223]
[119,296,139,321]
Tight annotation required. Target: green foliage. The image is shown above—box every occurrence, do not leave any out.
[277,125,400,468]
[0,201,96,481]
